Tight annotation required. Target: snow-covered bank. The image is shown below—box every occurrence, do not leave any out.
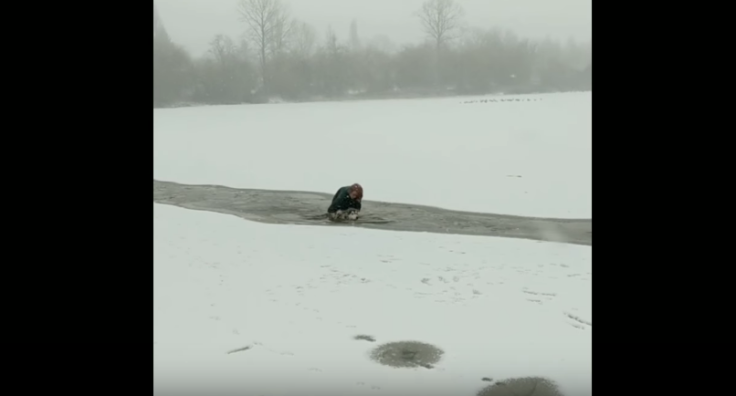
[154,204,592,395]
[154,92,591,218]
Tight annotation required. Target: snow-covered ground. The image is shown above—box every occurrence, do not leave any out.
[154,93,592,395]
[154,92,591,218]
[154,204,591,395]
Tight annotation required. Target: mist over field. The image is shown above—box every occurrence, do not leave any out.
[154,0,591,107]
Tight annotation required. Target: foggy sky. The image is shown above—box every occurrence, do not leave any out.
[156,0,591,56]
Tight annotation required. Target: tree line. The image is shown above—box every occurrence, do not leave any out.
[154,0,591,108]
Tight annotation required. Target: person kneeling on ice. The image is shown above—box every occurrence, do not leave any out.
[328,183,363,221]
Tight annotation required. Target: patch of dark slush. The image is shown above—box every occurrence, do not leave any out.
[354,335,376,342]
[477,377,564,396]
[369,341,443,369]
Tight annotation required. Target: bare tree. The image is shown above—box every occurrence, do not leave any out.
[316,26,350,96]
[269,9,294,56]
[324,26,339,56]
[416,0,464,51]
[237,0,290,92]
[349,19,361,51]
[209,35,235,65]
[291,21,317,58]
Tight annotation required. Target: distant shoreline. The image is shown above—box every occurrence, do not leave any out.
[153,90,592,109]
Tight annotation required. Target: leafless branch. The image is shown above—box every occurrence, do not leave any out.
[237,0,290,88]
[415,0,464,49]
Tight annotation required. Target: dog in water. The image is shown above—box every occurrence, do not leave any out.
[329,208,359,222]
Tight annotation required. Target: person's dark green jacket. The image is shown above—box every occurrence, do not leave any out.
[328,186,362,213]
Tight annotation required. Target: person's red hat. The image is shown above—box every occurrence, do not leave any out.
[350,183,363,201]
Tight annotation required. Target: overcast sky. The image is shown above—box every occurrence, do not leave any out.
[156,0,591,56]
